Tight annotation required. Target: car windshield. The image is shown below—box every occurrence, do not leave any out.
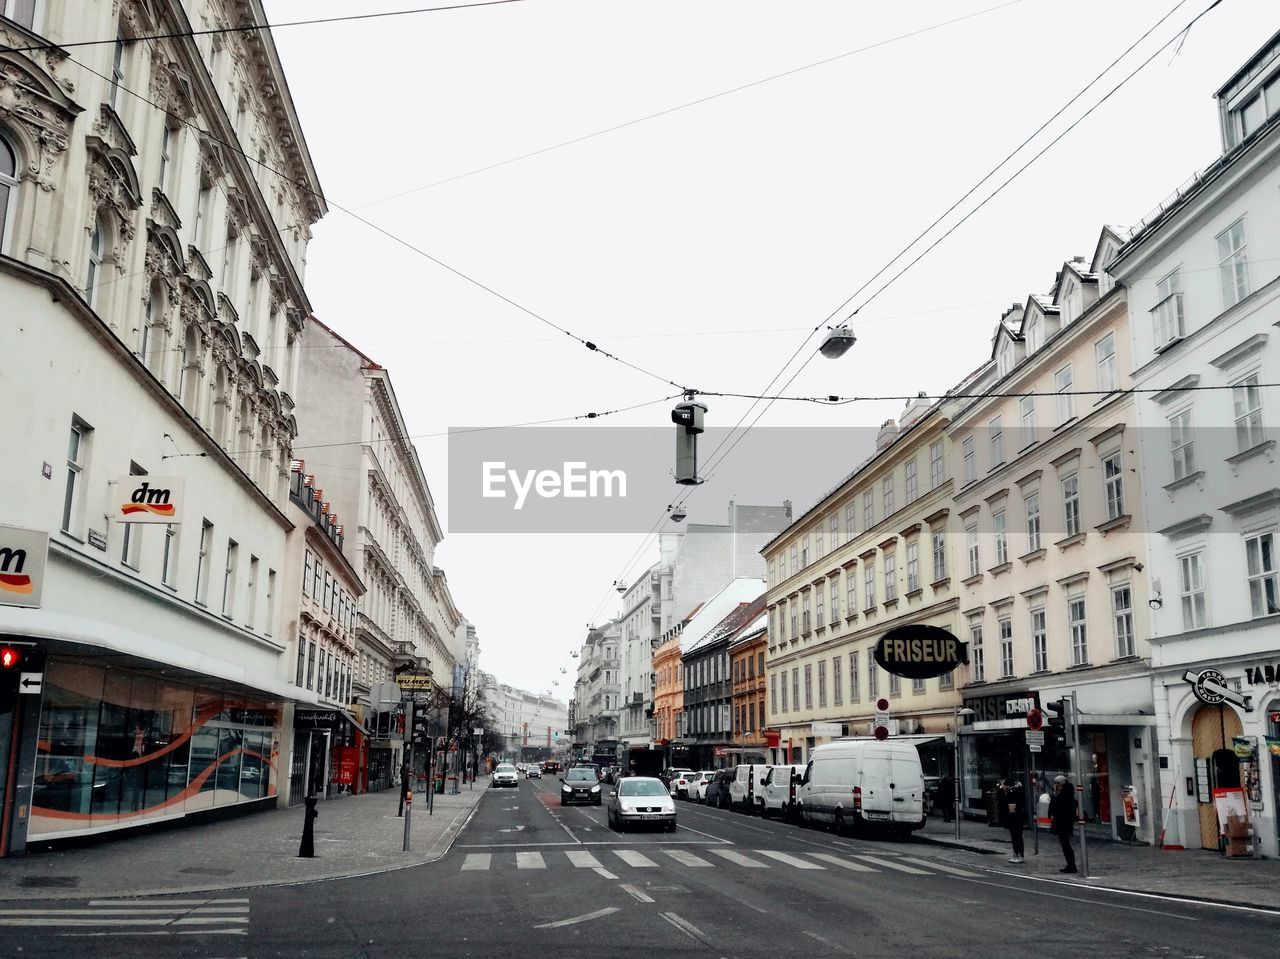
[496,765,515,773]
[566,769,597,783]
[619,780,667,797]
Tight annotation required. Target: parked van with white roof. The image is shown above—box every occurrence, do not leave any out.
[794,739,925,836]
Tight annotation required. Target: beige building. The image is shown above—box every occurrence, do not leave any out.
[762,389,982,775]
[946,230,1156,841]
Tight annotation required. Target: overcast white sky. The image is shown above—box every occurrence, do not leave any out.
[264,0,1274,702]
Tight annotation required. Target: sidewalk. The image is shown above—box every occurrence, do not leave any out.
[913,814,1280,911]
[0,785,486,901]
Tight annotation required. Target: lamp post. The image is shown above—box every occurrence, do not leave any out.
[953,705,975,841]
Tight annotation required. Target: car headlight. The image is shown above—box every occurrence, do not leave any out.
[562,785,572,793]
[591,784,601,793]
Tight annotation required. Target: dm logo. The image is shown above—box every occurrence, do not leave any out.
[120,480,177,519]
[0,545,32,594]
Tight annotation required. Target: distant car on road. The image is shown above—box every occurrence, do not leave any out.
[491,763,519,788]
[560,766,603,806]
[671,770,699,799]
[607,776,676,832]
[690,770,716,803]
[542,760,560,775]
[525,765,542,779]
[659,767,693,790]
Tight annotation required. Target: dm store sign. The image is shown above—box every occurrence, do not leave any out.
[0,524,50,609]
[116,477,185,524]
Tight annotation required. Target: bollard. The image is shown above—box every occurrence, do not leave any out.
[298,795,318,858]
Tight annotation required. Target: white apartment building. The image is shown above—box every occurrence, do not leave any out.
[618,564,659,748]
[1110,32,1280,855]
[573,620,622,753]
[0,1,324,853]
[292,318,462,776]
[483,680,567,758]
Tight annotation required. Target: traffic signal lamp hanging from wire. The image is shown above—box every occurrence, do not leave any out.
[672,400,707,485]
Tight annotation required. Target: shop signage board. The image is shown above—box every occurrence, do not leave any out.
[0,524,49,609]
[873,624,968,679]
[114,476,185,524]
[963,689,1040,723]
[398,674,433,691]
[332,746,360,785]
[1183,668,1251,710]
[811,721,843,738]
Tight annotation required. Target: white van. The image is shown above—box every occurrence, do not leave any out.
[795,740,926,835]
[760,764,806,820]
[728,764,771,812]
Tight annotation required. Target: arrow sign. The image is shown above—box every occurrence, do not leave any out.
[1183,669,1252,711]
[18,672,42,694]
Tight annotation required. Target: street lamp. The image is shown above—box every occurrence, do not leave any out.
[953,705,975,841]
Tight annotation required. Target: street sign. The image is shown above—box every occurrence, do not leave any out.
[1026,708,1043,731]
[398,674,433,691]
[1025,729,1044,752]
[1183,668,1251,711]
[18,672,42,695]
[873,624,968,679]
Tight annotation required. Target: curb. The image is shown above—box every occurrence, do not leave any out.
[0,792,486,902]
[911,835,1000,856]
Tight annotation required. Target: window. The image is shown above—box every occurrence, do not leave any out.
[790,545,798,576]
[905,458,918,503]
[906,541,920,592]
[1241,92,1267,137]
[830,579,840,622]
[864,562,875,608]
[889,672,901,697]
[830,513,840,551]
[1169,409,1196,479]
[304,549,314,596]
[801,534,810,568]
[306,641,316,689]
[962,436,975,484]
[1,0,36,28]
[789,601,797,640]
[990,417,1004,466]
[1246,531,1278,618]
[1217,219,1249,308]
[965,522,980,577]
[1112,583,1135,657]
[1153,269,1184,346]
[846,570,856,617]
[1232,374,1264,452]
[1062,474,1081,537]
[849,652,860,702]
[912,676,925,695]
[867,650,878,697]
[802,592,811,633]
[883,550,896,601]
[993,509,1008,565]
[771,673,778,715]
[758,651,764,676]
[778,550,786,581]
[296,635,306,687]
[768,559,775,585]
[930,441,944,488]
[195,519,213,604]
[832,656,842,707]
[969,619,984,682]
[1103,452,1125,519]
[846,503,856,540]
[863,490,874,529]
[998,339,1013,377]
[110,34,126,110]
[161,524,178,588]
[1095,333,1117,394]
[882,475,895,517]
[816,589,825,629]
[999,616,1014,678]
[1026,493,1041,551]
[1069,597,1088,666]
[792,668,800,713]
[120,463,145,568]
[932,529,946,582]
[1031,607,1048,672]
[815,521,824,558]
[246,556,260,628]
[817,661,826,708]
[780,671,787,712]
[222,539,238,618]
[312,552,322,597]
[158,123,172,194]
[62,421,88,534]
[939,667,954,689]
[86,214,105,308]
[1019,395,1036,448]
[266,569,277,636]
[1025,316,1042,353]
[0,131,17,253]
[1054,365,1074,426]
[1179,551,1207,630]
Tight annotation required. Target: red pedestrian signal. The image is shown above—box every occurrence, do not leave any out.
[1026,707,1043,731]
[0,646,20,669]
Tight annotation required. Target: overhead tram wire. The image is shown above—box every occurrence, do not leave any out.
[2,0,538,55]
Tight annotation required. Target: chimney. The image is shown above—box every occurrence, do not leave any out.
[899,391,931,429]
[783,499,792,520]
[876,418,899,452]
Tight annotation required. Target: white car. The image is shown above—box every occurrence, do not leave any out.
[607,776,677,832]
[690,771,716,803]
[491,763,519,788]
[669,769,697,799]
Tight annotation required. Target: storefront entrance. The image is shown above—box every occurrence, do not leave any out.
[1192,704,1243,850]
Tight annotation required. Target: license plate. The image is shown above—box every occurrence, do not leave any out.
[862,811,889,820]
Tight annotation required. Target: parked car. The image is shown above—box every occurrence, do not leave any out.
[670,770,699,799]
[525,765,542,779]
[690,770,716,803]
[542,760,560,775]
[606,775,677,832]
[728,763,771,813]
[760,764,806,820]
[491,763,519,788]
[659,767,693,790]
[795,740,926,836]
[704,768,735,808]
[560,766,603,806]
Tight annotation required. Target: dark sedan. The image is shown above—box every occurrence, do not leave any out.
[705,768,734,808]
[559,766,603,806]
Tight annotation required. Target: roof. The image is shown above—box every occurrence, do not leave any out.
[1214,28,1280,99]
[729,613,769,650]
[687,595,768,656]
[678,579,766,654]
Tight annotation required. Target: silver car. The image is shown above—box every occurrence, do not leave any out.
[607,776,677,832]
[491,763,519,788]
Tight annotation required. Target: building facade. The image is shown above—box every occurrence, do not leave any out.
[617,565,659,749]
[730,620,768,754]
[483,681,567,761]
[0,0,324,854]
[571,620,621,759]
[1110,33,1280,855]
[682,595,766,769]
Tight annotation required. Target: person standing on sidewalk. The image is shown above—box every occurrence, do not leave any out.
[998,779,1027,863]
[1049,774,1078,873]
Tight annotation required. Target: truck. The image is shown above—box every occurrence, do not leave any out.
[626,746,665,778]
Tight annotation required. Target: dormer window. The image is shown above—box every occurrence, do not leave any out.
[1060,279,1077,326]
[1025,316,1042,354]
[997,338,1013,376]
[1226,69,1280,148]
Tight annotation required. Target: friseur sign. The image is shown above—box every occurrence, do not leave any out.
[873,624,968,680]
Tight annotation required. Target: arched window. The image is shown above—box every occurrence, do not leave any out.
[0,131,17,253]
[86,214,105,308]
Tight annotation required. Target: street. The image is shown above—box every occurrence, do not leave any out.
[0,778,1274,958]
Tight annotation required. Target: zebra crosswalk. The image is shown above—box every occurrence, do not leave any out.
[457,848,978,878]
[0,897,250,935]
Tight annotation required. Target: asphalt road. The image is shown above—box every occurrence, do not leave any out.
[1,777,1276,957]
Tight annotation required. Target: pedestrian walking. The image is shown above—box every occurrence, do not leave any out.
[998,779,1027,863]
[1048,774,1078,873]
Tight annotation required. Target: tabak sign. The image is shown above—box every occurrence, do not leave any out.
[873,624,968,680]
[0,524,50,609]
[116,477,185,524]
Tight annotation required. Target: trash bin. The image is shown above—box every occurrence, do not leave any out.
[434,778,445,794]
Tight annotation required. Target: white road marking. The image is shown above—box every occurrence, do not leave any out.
[805,930,853,954]
[899,856,980,877]
[669,820,733,842]
[620,884,655,903]
[566,851,603,869]
[808,853,877,872]
[86,899,248,907]
[953,876,1198,920]
[461,853,491,871]
[533,907,619,929]
[592,867,619,880]
[660,911,712,945]
[663,849,712,868]
[614,849,659,868]
[516,851,546,869]
[851,855,929,874]
[708,849,768,868]
[756,850,825,870]
[985,871,1280,917]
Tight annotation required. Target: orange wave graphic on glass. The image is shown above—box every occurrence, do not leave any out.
[120,503,176,517]
[0,573,33,593]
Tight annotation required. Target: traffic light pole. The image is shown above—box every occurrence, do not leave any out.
[1068,692,1089,877]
